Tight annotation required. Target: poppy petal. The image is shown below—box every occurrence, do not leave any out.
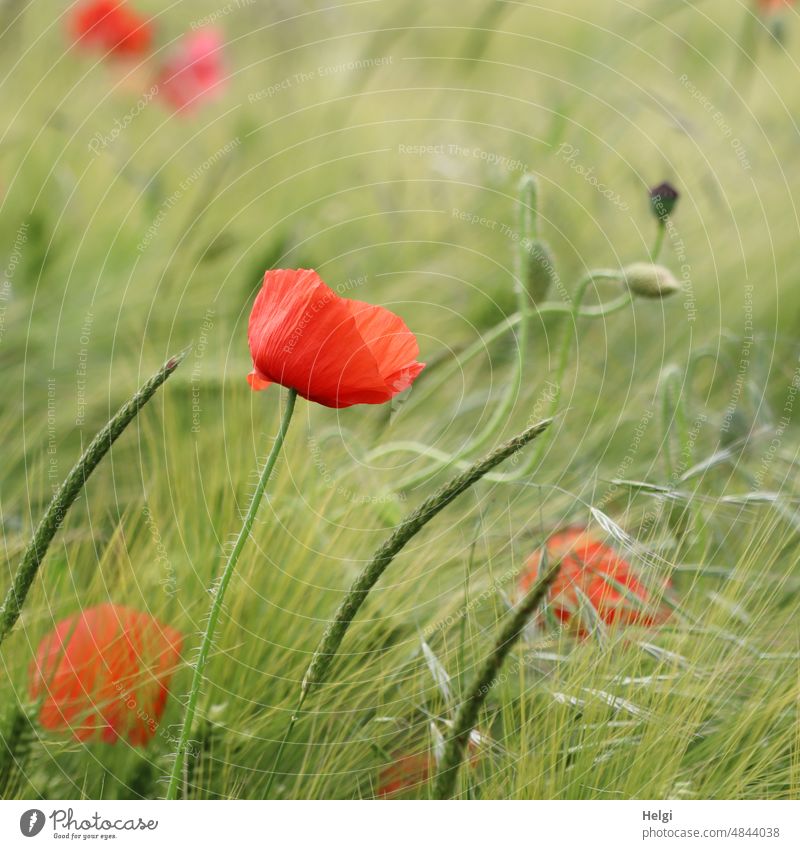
[248,269,425,408]
[519,528,670,633]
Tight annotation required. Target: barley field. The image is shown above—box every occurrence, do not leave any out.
[1,0,800,802]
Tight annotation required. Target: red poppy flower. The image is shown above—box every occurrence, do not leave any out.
[377,733,484,797]
[759,0,795,12]
[70,1,153,58]
[29,604,182,746]
[520,528,669,634]
[248,268,425,408]
[377,753,432,797]
[156,29,225,112]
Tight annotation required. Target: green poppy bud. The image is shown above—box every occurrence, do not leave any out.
[523,239,557,304]
[649,182,679,222]
[623,263,681,299]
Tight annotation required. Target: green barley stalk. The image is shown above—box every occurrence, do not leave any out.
[433,555,561,799]
[264,416,551,797]
[302,417,552,696]
[0,351,187,648]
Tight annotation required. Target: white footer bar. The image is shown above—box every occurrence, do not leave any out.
[1,799,797,848]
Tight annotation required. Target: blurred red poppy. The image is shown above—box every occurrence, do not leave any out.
[377,733,484,797]
[248,268,425,408]
[29,603,182,746]
[156,29,225,112]
[759,0,795,12]
[520,528,670,634]
[70,0,153,58]
[377,753,432,797]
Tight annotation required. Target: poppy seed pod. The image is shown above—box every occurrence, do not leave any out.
[649,182,679,222]
[623,263,681,299]
[523,239,557,304]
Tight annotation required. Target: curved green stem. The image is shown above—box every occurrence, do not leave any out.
[460,178,533,453]
[360,284,630,484]
[517,269,622,477]
[433,556,561,799]
[165,388,298,800]
[651,222,666,262]
[264,688,307,798]
[395,179,536,489]
[0,351,187,648]
[553,271,616,400]
[401,295,631,422]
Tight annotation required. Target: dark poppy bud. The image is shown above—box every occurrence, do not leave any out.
[649,182,679,222]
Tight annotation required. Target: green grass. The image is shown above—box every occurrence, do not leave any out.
[2,0,800,800]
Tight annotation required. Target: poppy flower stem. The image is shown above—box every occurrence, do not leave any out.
[433,558,561,799]
[0,351,188,649]
[166,387,298,800]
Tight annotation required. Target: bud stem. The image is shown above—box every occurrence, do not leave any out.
[651,221,666,262]
[394,177,540,490]
[520,269,623,475]
[364,288,631,484]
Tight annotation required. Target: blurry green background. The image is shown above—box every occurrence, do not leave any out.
[1,0,800,800]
